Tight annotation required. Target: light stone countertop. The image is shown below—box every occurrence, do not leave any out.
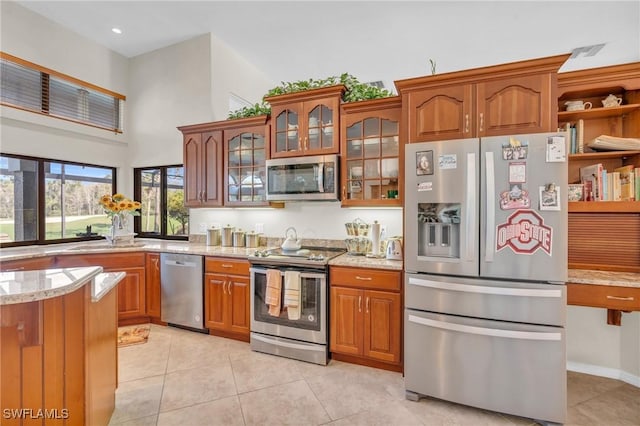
[92,271,126,301]
[568,269,640,289]
[0,239,403,270]
[0,266,105,305]
[328,253,403,271]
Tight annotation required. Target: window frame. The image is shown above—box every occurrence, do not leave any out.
[133,165,188,241]
[1,52,125,133]
[0,152,117,248]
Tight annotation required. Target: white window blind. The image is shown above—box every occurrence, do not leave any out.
[1,53,124,132]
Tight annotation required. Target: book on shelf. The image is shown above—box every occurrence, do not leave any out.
[608,171,621,201]
[580,163,603,201]
[602,170,608,201]
[636,168,640,201]
[614,165,636,201]
[576,119,584,154]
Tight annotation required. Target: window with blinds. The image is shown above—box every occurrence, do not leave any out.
[0,53,125,132]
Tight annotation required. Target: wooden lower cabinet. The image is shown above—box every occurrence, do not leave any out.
[329,266,402,371]
[204,257,250,341]
[145,253,162,323]
[1,279,117,425]
[56,253,147,325]
[0,256,56,271]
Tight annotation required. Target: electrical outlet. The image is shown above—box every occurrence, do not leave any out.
[255,223,264,233]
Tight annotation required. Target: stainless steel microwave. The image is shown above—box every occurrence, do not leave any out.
[265,154,339,201]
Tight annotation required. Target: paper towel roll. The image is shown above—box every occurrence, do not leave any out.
[371,221,381,256]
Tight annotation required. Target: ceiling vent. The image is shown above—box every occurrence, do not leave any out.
[366,81,385,89]
[569,43,605,59]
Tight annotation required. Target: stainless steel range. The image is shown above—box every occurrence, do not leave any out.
[248,247,345,365]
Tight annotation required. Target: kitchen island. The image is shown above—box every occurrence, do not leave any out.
[0,267,125,425]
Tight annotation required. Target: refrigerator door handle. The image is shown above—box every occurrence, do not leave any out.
[485,152,495,262]
[465,152,476,261]
[407,314,562,341]
[407,277,563,298]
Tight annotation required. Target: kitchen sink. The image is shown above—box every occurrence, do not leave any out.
[65,241,147,251]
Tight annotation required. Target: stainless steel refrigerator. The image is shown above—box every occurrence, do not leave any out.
[403,132,568,424]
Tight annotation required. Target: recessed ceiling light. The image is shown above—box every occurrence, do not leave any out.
[112,28,122,34]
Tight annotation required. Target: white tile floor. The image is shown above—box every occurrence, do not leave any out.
[109,325,640,425]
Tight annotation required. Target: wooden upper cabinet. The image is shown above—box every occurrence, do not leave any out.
[396,54,570,143]
[265,85,344,158]
[179,116,270,208]
[340,97,403,207]
[222,116,270,206]
[179,127,223,208]
[406,84,473,142]
[476,73,552,137]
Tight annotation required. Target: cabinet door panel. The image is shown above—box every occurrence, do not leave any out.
[330,287,363,356]
[364,290,401,363]
[145,253,161,319]
[303,98,340,155]
[202,131,223,207]
[228,275,250,335]
[183,133,202,207]
[205,273,226,330]
[407,85,473,142]
[114,267,146,319]
[271,104,304,157]
[477,74,552,136]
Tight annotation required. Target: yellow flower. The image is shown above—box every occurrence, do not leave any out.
[118,201,128,210]
[112,193,125,202]
[100,194,111,204]
[133,201,141,209]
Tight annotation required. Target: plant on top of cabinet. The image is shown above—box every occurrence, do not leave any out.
[226,74,394,120]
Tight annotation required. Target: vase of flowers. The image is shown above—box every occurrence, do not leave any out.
[100,193,141,245]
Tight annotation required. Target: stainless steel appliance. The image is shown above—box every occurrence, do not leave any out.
[249,247,345,365]
[160,253,206,332]
[265,154,339,201]
[404,132,568,424]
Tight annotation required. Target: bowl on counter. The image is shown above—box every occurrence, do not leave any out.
[345,237,372,255]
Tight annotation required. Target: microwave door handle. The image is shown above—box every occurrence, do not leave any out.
[465,152,476,261]
[485,151,495,263]
[317,163,324,193]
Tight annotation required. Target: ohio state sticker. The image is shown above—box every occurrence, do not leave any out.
[496,210,552,256]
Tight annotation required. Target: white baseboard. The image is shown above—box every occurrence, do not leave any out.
[567,361,640,388]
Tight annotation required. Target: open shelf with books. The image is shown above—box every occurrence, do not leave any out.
[559,62,640,276]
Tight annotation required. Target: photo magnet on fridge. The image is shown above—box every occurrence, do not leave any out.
[508,162,526,183]
[502,137,528,160]
[499,184,531,210]
[416,150,434,175]
[539,183,561,211]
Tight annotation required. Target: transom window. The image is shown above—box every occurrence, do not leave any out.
[0,52,125,132]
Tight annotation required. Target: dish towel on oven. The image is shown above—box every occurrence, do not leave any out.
[284,270,301,320]
[265,269,282,316]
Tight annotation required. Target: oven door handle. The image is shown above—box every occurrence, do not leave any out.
[251,334,325,352]
[250,267,326,280]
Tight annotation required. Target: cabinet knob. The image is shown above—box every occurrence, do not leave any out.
[464,114,469,133]
[366,297,370,313]
[355,276,373,281]
[606,295,634,301]
[479,112,484,132]
[358,296,362,313]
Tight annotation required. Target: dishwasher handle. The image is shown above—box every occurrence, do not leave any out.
[164,259,198,268]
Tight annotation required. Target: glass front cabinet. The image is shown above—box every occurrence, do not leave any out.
[265,85,344,158]
[222,116,270,206]
[340,97,402,207]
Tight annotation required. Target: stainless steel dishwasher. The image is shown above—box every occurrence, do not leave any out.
[160,253,206,332]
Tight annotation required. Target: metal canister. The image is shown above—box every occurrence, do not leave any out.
[206,227,221,246]
[233,229,246,247]
[245,231,260,248]
[221,224,234,247]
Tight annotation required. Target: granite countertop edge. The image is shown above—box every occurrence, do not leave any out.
[0,240,404,271]
[1,266,104,305]
[567,269,640,289]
